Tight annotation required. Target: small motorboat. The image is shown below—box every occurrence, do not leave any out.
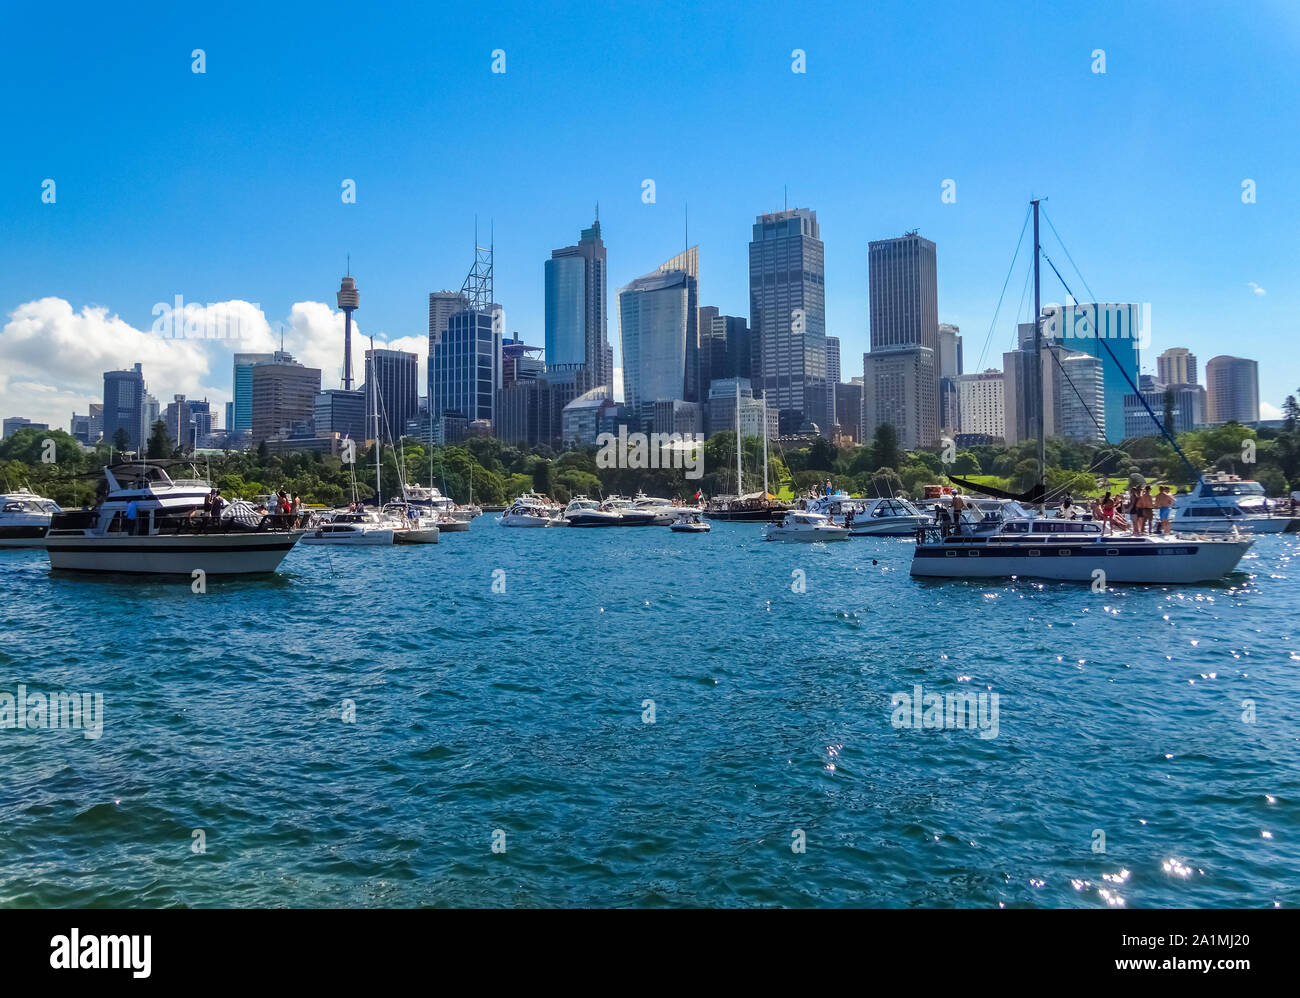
[764,511,850,542]
[670,511,710,533]
[301,510,394,546]
[382,503,440,544]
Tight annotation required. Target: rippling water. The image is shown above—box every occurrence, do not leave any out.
[1,524,1297,908]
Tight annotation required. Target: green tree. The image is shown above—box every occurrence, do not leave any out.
[871,423,901,471]
[147,420,172,459]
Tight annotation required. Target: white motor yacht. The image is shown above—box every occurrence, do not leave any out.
[0,488,63,548]
[764,511,850,542]
[43,462,304,574]
[382,503,440,544]
[1172,474,1295,534]
[500,495,562,527]
[631,492,677,525]
[911,514,1253,583]
[301,509,395,546]
[802,492,930,536]
[562,496,623,527]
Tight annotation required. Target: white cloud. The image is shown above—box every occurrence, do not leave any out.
[1247,282,1266,296]
[0,297,425,433]
[1261,401,1282,420]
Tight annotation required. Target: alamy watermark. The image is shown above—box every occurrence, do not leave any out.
[595,426,704,479]
[1,685,104,739]
[890,683,999,739]
[151,295,262,341]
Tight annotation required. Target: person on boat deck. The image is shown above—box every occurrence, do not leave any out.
[202,491,214,516]
[1155,485,1174,533]
[125,498,139,535]
[824,479,833,495]
[1136,486,1154,534]
[1059,497,1076,519]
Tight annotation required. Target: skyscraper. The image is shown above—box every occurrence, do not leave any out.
[429,242,502,429]
[232,353,274,435]
[699,314,751,390]
[364,348,420,442]
[1157,347,1197,387]
[1039,303,1141,442]
[863,232,940,448]
[618,251,698,427]
[826,335,842,383]
[103,363,146,451]
[749,208,828,434]
[1205,355,1260,424]
[955,370,1005,439]
[545,216,611,391]
[251,351,321,444]
[428,291,468,348]
[165,394,194,449]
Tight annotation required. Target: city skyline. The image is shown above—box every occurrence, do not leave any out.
[2,1,1298,431]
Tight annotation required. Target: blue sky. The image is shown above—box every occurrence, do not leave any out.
[2,0,1297,424]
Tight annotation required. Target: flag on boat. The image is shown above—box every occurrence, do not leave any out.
[694,490,702,500]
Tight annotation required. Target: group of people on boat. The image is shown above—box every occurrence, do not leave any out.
[252,491,310,528]
[1060,485,1176,535]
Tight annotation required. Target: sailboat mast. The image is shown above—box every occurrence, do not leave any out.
[370,336,380,506]
[762,399,768,498]
[735,380,742,495]
[1031,198,1045,510]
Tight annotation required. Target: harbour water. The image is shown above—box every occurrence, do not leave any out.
[1,525,1297,907]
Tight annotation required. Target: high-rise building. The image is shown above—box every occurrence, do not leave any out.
[826,336,841,383]
[140,393,160,448]
[699,314,751,391]
[190,399,212,439]
[337,273,360,390]
[834,381,864,443]
[1157,347,1197,387]
[1038,302,1141,442]
[314,389,366,441]
[2,417,47,439]
[429,242,502,429]
[165,395,194,449]
[938,323,963,379]
[103,363,146,451]
[864,232,940,448]
[1123,378,1205,437]
[1205,355,1259,424]
[955,370,1004,439]
[618,251,699,427]
[428,291,468,349]
[545,216,611,391]
[363,348,419,442]
[224,401,234,438]
[232,353,274,435]
[862,347,938,451]
[251,351,321,444]
[749,208,828,434]
[1055,350,1107,443]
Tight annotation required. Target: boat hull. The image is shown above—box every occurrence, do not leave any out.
[45,533,302,574]
[848,516,931,537]
[500,515,559,527]
[910,537,1254,583]
[301,529,394,546]
[1172,516,1292,535]
[765,528,850,542]
[393,528,439,544]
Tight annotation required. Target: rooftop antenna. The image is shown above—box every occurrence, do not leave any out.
[684,202,689,252]
[346,252,350,276]
[784,185,788,211]
[595,201,599,222]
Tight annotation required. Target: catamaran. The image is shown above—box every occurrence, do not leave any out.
[911,198,1254,584]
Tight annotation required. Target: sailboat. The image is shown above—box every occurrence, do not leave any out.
[910,198,1254,584]
[703,381,788,522]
